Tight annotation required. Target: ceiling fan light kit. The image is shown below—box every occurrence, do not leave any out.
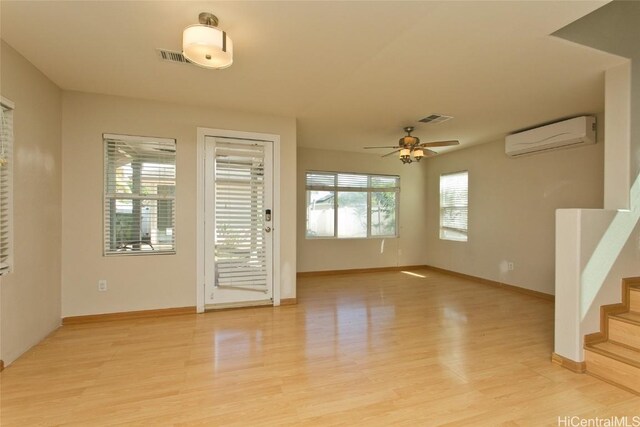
[400,148,412,164]
[399,148,423,164]
[183,12,233,69]
[363,126,460,164]
[399,127,421,164]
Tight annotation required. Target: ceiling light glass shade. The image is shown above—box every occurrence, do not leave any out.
[413,148,424,160]
[183,25,233,69]
[399,148,412,163]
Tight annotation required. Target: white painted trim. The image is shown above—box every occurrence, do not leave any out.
[196,128,206,313]
[272,135,281,306]
[196,127,281,309]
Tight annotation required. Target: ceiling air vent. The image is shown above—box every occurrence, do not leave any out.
[157,49,190,64]
[419,114,453,124]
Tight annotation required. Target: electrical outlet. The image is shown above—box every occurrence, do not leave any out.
[98,279,107,292]
[507,262,515,271]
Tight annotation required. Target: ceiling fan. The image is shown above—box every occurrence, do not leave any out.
[364,127,459,164]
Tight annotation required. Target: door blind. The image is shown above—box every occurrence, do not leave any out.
[214,141,267,289]
[0,99,14,274]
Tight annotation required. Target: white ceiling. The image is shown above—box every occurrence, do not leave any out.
[0,1,626,155]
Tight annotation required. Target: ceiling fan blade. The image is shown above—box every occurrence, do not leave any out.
[419,140,460,147]
[382,149,402,158]
[363,145,402,149]
[423,148,439,156]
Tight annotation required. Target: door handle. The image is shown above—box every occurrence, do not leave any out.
[265,226,271,233]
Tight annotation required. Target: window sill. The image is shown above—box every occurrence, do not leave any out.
[305,236,399,241]
[104,250,176,257]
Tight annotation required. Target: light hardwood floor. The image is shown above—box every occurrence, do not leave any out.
[1,269,638,426]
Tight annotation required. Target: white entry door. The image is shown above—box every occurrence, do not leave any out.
[204,136,273,308]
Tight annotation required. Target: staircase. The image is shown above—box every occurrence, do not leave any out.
[584,277,640,394]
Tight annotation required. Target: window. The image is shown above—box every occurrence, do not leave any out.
[440,170,468,242]
[306,171,399,239]
[0,97,14,275]
[104,134,176,255]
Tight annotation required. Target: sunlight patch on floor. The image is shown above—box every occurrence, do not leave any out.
[401,271,427,278]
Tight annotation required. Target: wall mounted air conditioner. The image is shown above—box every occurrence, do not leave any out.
[505,116,596,158]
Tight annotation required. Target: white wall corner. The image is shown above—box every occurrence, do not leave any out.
[554,209,583,362]
[604,61,631,210]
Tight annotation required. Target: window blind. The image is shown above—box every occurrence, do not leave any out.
[104,134,176,255]
[371,175,398,188]
[0,98,14,274]
[306,172,335,188]
[306,172,399,191]
[440,171,468,241]
[306,171,400,239]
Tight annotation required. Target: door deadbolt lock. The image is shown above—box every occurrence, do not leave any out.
[265,209,272,222]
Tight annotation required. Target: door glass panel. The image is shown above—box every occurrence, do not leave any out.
[214,141,267,289]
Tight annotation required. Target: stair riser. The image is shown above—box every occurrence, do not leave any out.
[608,318,640,350]
[585,349,640,393]
[630,289,640,312]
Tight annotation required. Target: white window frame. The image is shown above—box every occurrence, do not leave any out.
[0,96,14,276]
[103,133,177,256]
[439,170,468,242]
[305,171,400,239]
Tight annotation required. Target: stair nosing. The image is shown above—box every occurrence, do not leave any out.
[608,339,640,353]
[585,342,640,369]
[609,312,640,326]
[585,371,640,396]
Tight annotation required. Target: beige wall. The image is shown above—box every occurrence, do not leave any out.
[0,41,62,365]
[62,91,296,316]
[424,133,604,295]
[297,147,427,272]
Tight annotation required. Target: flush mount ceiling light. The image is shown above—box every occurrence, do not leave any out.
[363,127,460,164]
[183,12,233,69]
